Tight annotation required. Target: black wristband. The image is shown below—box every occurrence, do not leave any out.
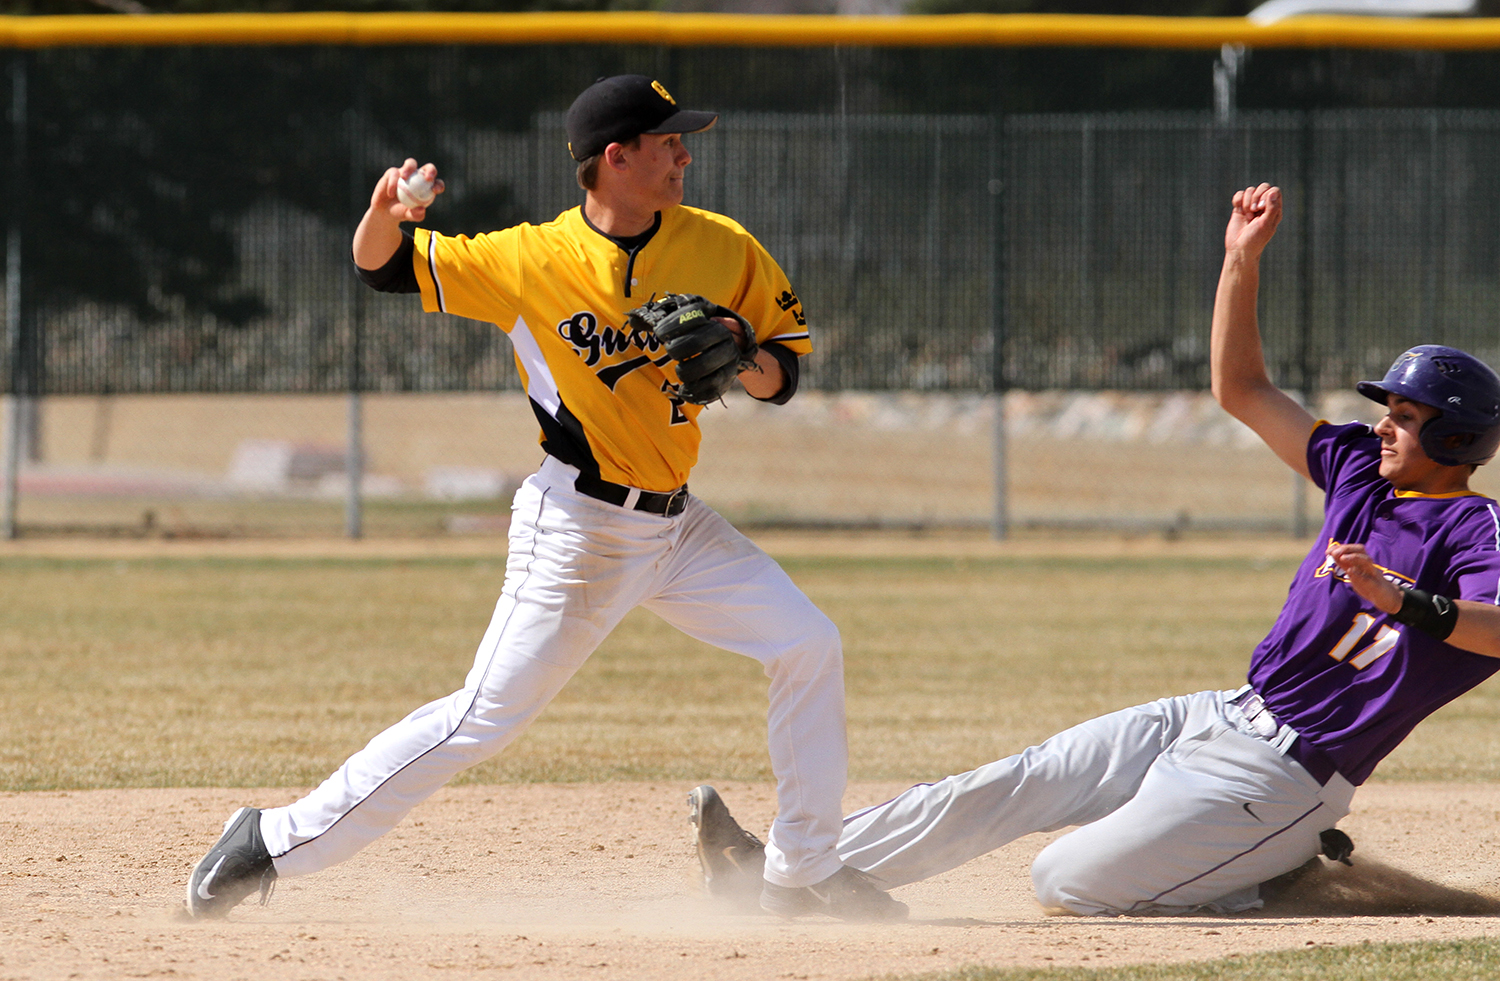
[1393,588,1459,641]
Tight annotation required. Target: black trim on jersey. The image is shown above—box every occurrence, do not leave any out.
[530,396,600,478]
[597,352,674,391]
[580,209,662,298]
[753,341,800,405]
[354,231,419,293]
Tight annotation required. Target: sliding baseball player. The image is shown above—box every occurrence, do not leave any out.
[692,183,1500,917]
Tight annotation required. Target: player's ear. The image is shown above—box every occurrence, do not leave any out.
[602,142,632,173]
[1442,432,1476,456]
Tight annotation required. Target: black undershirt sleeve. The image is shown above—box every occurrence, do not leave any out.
[354,231,419,294]
[751,342,800,406]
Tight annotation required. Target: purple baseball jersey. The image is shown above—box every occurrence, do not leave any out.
[1248,421,1500,786]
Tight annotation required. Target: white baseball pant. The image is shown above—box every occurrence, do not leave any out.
[260,455,849,889]
[837,687,1355,915]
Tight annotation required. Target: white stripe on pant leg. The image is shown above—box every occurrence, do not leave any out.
[259,488,555,875]
[265,650,577,877]
[260,476,642,878]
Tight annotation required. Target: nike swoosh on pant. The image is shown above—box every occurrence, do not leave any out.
[197,855,227,900]
[1242,802,1263,822]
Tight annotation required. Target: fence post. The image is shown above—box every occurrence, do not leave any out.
[990,114,1008,540]
[2,54,26,541]
[344,54,366,541]
[346,387,363,539]
[1292,110,1316,539]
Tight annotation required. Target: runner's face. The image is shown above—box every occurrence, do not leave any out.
[620,133,691,210]
[1375,395,1444,489]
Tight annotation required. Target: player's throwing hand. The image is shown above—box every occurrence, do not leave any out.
[374,158,445,223]
[1224,183,1281,258]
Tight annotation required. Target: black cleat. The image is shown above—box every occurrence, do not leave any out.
[761,865,908,922]
[185,806,277,918]
[687,785,766,909]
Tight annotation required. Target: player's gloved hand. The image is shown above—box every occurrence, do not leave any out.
[627,293,759,405]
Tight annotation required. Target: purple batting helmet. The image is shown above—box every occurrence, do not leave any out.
[1356,344,1500,467]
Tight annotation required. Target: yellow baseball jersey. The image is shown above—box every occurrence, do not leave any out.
[412,205,810,492]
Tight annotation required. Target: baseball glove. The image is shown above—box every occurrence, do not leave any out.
[626,293,759,405]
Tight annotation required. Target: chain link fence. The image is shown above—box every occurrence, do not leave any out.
[6,44,1500,536]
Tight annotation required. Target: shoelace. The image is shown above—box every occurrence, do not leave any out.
[258,869,277,906]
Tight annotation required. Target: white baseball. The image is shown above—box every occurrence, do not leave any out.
[397,171,436,208]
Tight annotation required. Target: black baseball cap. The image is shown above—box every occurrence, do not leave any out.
[565,75,718,162]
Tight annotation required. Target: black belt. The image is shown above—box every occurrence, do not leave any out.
[574,472,689,517]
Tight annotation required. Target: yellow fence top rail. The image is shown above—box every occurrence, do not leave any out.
[4,11,1500,51]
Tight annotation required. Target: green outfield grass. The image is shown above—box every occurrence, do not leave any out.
[3,552,1498,792]
[4,550,1497,981]
[872,938,1500,981]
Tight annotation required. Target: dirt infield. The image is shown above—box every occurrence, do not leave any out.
[5,533,1499,978]
[5,781,1500,981]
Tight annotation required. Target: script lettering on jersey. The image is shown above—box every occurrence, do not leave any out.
[556,311,677,395]
[1314,540,1414,589]
[557,311,662,368]
[775,290,807,327]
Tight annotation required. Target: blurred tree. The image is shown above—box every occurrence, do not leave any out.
[9,43,582,327]
[7,0,1500,334]
[0,7,662,338]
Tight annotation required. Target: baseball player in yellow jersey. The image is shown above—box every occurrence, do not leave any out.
[185,75,903,923]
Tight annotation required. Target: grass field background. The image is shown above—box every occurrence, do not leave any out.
[4,541,1500,981]
[5,549,1499,793]
[884,938,1500,981]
